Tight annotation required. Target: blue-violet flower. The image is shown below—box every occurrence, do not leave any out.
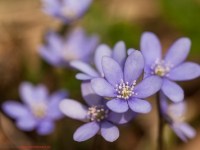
[160,91,196,142]
[38,28,99,68]
[70,41,131,80]
[140,32,200,102]
[2,82,68,135]
[59,82,136,142]
[41,0,92,23]
[91,51,163,113]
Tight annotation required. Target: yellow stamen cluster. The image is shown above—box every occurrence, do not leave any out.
[61,7,77,19]
[151,58,173,77]
[87,105,109,122]
[115,79,137,100]
[31,103,47,119]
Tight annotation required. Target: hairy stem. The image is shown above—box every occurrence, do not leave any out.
[157,92,164,150]
[90,135,98,150]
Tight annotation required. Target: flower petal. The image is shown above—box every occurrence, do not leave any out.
[38,46,62,66]
[91,78,116,97]
[81,81,102,106]
[48,90,68,120]
[140,32,162,66]
[112,41,126,68]
[159,91,168,114]
[164,38,191,67]
[94,44,112,75]
[76,73,93,80]
[106,99,128,113]
[19,82,34,104]
[37,120,55,135]
[162,79,184,102]
[102,56,123,86]
[2,101,29,119]
[168,101,186,118]
[73,121,100,142]
[171,125,187,142]
[107,109,136,124]
[169,62,200,81]
[34,84,49,103]
[133,76,163,98]
[124,50,144,83]
[128,98,152,113]
[16,116,37,131]
[179,122,196,139]
[20,82,49,104]
[127,48,136,55]
[100,121,119,142]
[59,99,88,120]
[70,60,99,77]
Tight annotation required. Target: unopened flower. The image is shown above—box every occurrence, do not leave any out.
[70,41,131,80]
[140,32,200,102]
[160,91,196,142]
[41,0,92,23]
[38,28,99,67]
[91,51,163,113]
[59,82,136,142]
[2,82,68,135]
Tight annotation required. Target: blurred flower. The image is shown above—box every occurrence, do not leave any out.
[41,0,92,23]
[2,82,68,135]
[160,91,196,142]
[91,51,163,113]
[38,28,99,68]
[59,82,136,142]
[140,32,200,102]
[70,41,131,80]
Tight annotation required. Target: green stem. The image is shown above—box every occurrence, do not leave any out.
[90,135,98,150]
[157,92,164,150]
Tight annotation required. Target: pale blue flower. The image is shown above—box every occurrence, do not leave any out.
[41,0,92,23]
[59,82,136,142]
[160,91,196,142]
[2,82,68,135]
[140,32,200,102]
[38,28,99,68]
[70,41,131,80]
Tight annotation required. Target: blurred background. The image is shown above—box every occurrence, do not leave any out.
[0,0,200,149]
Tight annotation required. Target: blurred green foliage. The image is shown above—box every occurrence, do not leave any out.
[83,1,142,50]
[160,0,200,55]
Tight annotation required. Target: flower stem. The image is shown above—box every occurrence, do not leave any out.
[157,92,164,150]
[90,135,98,150]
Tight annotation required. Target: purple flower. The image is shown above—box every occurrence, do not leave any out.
[41,0,92,23]
[140,32,200,102]
[2,82,68,135]
[59,82,136,142]
[70,41,131,80]
[38,28,99,68]
[91,51,163,113]
[160,91,196,142]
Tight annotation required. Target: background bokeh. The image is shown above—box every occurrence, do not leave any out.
[0,0,200,150]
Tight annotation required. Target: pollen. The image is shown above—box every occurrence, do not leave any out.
[115,79,137,100]
[61,7,77,19]
[151,58,173,77]
[31,103,47,119]
[87,105,109,122]
[167,105,185,125]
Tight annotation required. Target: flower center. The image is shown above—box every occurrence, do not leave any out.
[61,7,77,19]
[151,59,173,77]
[166,105,185,124]
[62,45,79,62]
[115,79,137,100]
[31,103,47,119]
[87,105,109,122]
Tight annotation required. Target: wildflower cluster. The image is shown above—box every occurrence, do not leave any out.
[1,0,200,147]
